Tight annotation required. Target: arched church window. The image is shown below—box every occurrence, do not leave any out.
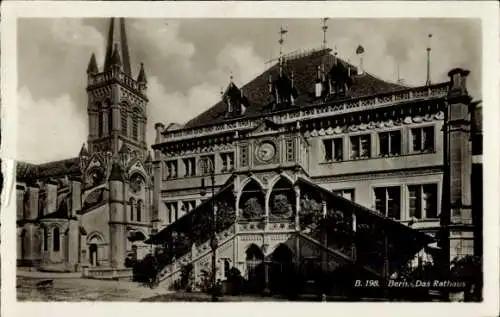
[43,227,48,251]
[130,198,135,222]
[132,113,138,141]
[98,112,104,137]
[121,108,128,136]
[137,200,143,222]
[53,227,60,252]
[104,100,113,135]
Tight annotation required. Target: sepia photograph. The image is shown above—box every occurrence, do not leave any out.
[2,2,499,315]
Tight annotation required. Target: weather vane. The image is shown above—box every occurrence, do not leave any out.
[278,25,288,58]
[322,18,329,48]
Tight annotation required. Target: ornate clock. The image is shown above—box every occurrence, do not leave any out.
[256,141,276,163]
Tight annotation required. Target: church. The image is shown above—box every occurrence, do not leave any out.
[16,18,482,296]
[16,18,154,274]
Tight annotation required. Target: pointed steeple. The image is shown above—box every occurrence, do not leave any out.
[110,44,122,68]
[79,143,89,157]
[104,18,131,75]
[87,53,98,75]
[137,62,147,84]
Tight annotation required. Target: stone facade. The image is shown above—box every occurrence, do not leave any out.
[16,18,153,273]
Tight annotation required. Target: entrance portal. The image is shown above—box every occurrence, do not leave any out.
[269,244,294,294]
[89,244,98,266]
[245,244,265,293]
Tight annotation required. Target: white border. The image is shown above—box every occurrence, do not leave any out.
[1,2,499,317]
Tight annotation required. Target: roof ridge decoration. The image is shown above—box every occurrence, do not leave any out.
[178,48,410,132]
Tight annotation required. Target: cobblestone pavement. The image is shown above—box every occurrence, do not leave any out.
[17,275,170,301]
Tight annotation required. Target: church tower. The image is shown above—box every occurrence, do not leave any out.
[86,18,148,158]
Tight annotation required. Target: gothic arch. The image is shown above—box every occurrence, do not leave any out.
[87,231,105,244]
[126,159,149,181]
[238,178,266,220]
[245,243,264,260]
[267,176,295,220]
[268,243,294,259]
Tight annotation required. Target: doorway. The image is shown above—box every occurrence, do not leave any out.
[89,244,98,266]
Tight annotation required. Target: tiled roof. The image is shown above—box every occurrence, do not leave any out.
[17,157,81,181]
[184,49,407,129]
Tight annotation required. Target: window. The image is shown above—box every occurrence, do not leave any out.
[121,110,128,136]
[183,158,196,177]
[286,139,295,162]
[323,138,343,162]
[333,189,355,201]
[408,184,438,219]
[43,227,48,251]
[53,227,60,252]
[200,155,215,175]
[379,130,401,156]
[350,134,371,159]
[165,160,178,179]
[130,198,136,222]
[137,200,143,222]
[165,202,178,224]
[98,113,104,137]
[374,186,401,219]
[132,115,138,140]
[182,200,196,213]
[411,126,434,153]
[240,144,249,167]
[108,110,113,134]
[221,153,234,172]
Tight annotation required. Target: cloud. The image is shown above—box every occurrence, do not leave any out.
[146,42,266,145]
[17,87,87,164]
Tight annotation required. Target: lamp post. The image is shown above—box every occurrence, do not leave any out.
[199,157,219,302]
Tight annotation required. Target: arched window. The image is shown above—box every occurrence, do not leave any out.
[98,112,104,137]
[103,100,113,135]
[108,110,113,134]
[130,198,135,222]
[121,108,128,136]
[43,227,48,251]
[132,113,138,140]
[137,200,142,222]
[53,227,60,252]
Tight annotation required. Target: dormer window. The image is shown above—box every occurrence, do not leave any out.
[223,81,248,118]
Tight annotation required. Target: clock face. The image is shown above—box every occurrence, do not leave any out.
[256,142,276,163]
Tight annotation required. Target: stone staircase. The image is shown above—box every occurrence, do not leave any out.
[156,225,237,288]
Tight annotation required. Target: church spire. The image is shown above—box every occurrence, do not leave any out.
[87,53,98,75]
[104,18,131,75]
[137,62,147,84]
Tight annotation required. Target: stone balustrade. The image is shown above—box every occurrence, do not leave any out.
[159,84,448,143]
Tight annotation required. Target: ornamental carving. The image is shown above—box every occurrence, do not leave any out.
[129,174,144,194]
[85,168,104,188]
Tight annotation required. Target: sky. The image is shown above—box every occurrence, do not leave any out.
[17,18,481,164]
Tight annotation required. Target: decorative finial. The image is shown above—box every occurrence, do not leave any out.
[278,25,288,64]
[322,18,329,49]
[426,33,433,86]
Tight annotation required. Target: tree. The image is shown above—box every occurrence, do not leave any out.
[242,197,264,219]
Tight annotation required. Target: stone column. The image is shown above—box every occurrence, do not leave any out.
[442,68,474,264]
[294,185,301,230]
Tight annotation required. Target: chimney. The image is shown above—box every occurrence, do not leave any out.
[315,65,323,98]
[356,45,365,75]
